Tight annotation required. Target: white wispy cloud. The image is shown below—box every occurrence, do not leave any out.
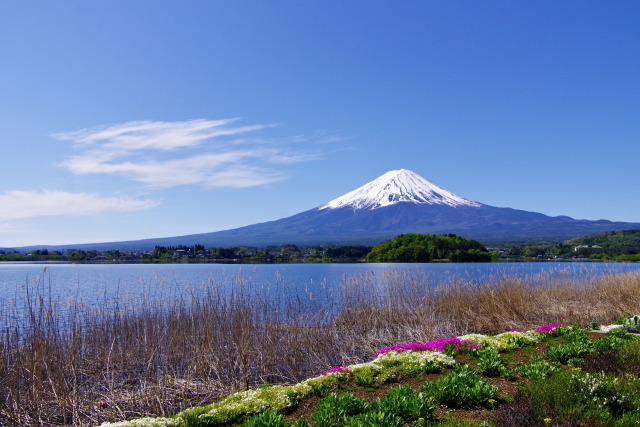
[0,190,159,221]
[54,118,323,188]
[0,222,34,234]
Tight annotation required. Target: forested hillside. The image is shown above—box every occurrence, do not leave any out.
[566,230,640,254]
[508,229,640,261]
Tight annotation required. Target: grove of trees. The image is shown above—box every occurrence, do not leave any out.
[365,233,492,262]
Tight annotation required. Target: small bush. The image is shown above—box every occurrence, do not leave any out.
[373,385,437,422]
[312,393,369,427]
[421,364,498,409]
[545,329,593,364]
[475,346,514,378]
[554,325,584,338]
[515,356,558,380]
[593,327,637,352]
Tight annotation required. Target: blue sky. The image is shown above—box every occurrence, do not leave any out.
[1,1,639,247]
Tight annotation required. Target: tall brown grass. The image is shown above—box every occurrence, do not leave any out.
[1,268,639,426]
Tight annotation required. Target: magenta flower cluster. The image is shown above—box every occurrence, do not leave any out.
[317,365,351,377]
[535,323,563,333]
[376,336,481,357]
[317,323,561,378]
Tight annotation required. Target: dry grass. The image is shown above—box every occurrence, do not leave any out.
[431,270,640,333]
[1,267,639,426]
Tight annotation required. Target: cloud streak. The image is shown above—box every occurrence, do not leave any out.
[54,118,323,188]
[0,190,159,221]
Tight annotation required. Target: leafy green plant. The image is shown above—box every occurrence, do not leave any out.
[594,327,638,351]
[373,385,437,422]
[515,356,557,379]
[545,328,593,365]
[182,407,210,427]
[310,381,330,397]
[241,411,292,427]
[420,358,443,374]
[545,342,591,365]
[352,366,379,388]
[421,364,498,409]
[474,346,514,378]
[312,393,369,427]
[619,339,640,366]
[343,412,405,427]
[553,325,584,338]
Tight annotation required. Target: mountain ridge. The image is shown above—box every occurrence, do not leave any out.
[5,169,640,251]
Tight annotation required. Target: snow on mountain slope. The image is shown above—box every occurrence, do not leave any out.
[319,169,482,210]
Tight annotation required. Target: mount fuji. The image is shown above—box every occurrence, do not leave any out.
[16,169,640,250]
[148,169,639,248]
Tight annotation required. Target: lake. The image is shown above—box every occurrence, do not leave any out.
[2,262,640,312]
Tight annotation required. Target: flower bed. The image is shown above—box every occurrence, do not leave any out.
[99,320,636,427]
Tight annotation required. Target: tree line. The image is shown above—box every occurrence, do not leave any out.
[504,229,640,261]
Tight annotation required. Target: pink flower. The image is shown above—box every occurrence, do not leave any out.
[376,336,480,357]
[535,323,562,333]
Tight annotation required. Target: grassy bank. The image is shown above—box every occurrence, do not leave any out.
[1,270,639,426]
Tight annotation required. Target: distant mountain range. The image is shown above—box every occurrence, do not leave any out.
[8,169,640,250]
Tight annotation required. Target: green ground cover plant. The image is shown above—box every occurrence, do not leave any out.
[514,356,557,380]
[473,346,514,379]
[371,385,437,422]
[311,393,369,427]
[343,412,405,427]
[421,364,499,409]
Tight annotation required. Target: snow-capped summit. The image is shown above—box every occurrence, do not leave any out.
[319,169,482,210]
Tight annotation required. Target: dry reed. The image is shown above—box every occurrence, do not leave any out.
[0,267,639,426]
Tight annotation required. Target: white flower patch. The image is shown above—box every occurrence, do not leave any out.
[598,315,640,333]
[598,324,625,333]
[457,333,489,344]
[373,349,456,369]
[193,385,297,423]
[494,330,541,346]
[98,417,181,427]
[458,331,541,351]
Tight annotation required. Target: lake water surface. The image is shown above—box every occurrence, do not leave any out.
[2,262,640,311]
